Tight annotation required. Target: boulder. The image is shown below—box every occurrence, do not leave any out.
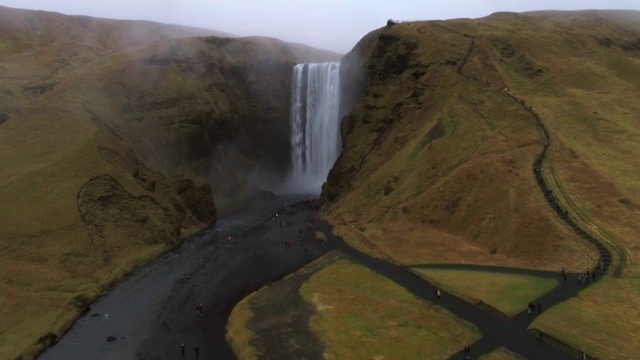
[174,179,217,225]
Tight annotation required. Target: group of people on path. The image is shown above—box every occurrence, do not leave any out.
[462,344,471,359]
[181,343,199,358]
[578,271,596,285]
[561,264,601,286]
[280,220,294,227]
[527,301,542,315]
[178,305,205,357]
[273,199,323,255]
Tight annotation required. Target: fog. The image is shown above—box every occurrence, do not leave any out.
[1,0,640,53]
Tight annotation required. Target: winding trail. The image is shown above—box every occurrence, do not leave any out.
[437,20,616,278]
[503,90,617,276]
[410,23,616,358]
[315,222,599,359]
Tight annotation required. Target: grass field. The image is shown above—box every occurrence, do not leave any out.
[300,258,482,359]
[0,109,106,359]
[413,268,558,316]
[314,230,329,242]
[226,252,337,359]
[225,292,258,360]
[479,346,526,360]
[226,252,482,359]
[531,278,640,359]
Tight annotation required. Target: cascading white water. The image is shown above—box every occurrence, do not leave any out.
[288,62,341,194]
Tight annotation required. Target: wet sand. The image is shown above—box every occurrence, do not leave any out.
[39,196,327,360]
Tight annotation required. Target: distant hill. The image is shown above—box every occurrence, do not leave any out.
[0,5,229,45]
[0,6,338,359]
[325,9,640,270]
[322,10,640,359]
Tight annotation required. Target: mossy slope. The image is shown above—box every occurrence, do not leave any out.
[322,11,640,359]
[0,6,337,359]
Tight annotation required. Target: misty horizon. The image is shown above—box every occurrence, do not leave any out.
[1,0,640,54]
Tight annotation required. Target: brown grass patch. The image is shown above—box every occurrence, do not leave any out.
[532,278,640,359]
[225,292,258,360]
[322,18,597,272]
[479,346,526,360]
[300,258,482,359]
[414,268,558,316]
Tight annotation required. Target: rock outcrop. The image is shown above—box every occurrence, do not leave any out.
[81,36,340,205]
[174,178,217,225]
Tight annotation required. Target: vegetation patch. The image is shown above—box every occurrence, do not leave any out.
[0,39,13,52]
[226,292,258,360]
[413,268,558,316]
[226,252,334,359]
[314,230,328,243]
[0,8,339,358]
[478,346,526,360]
[322,18,597,273]
[300,258,482,359]
[532,278,640,360]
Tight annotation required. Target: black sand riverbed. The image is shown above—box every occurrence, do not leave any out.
[39,197,328,360]
[40,195,595,359]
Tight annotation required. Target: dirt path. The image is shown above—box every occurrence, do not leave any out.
[314,221,582,359]
[423,24,613,357]
[504,89,615,277]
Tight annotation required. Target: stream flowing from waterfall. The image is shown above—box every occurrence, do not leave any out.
[288,62,341,194]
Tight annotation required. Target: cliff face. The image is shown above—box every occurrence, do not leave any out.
[82,36,340,205]
[0,6,338,359]
[322,11,640,271]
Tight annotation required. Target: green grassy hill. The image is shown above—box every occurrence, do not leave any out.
[0,6,338,359]
[321,10,640,358]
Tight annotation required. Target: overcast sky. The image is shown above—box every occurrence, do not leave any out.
[1,0,639,53]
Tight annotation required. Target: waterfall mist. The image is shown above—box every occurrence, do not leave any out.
[280,62,342,195]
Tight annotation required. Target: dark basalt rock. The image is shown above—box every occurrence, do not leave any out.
[173,178,217,225]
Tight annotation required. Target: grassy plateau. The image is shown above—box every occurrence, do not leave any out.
[227,252,481,359]
[414,268,558,316]
[479,346,527,360]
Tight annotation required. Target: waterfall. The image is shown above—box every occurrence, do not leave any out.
[288,62,341,194]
